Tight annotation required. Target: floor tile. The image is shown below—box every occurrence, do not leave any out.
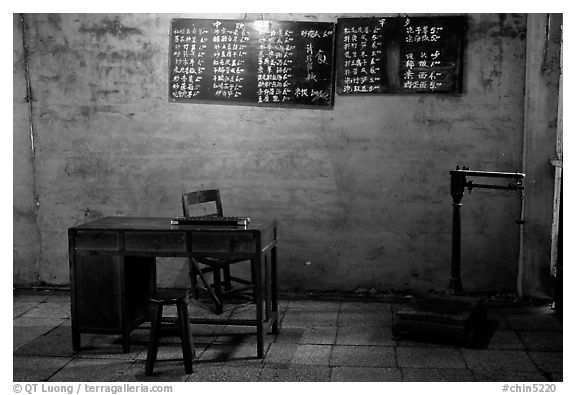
[12,292,565,383]
[282,311,338,326]
[199,342,266,363]
[506,310,562,332]
[75,334,148,360]
[14,326,76,358]
[261,363,331,382]
[461,349,538,372]
[273,326,306,344]
[13,356,73,381]
[22,302,71,319]
[518,331,563,351]
[13,316,66,328]
[401,368,474,382]
[133,338,207,363]
[287,299,340,312]
[395,337,459,348]
[339,301,393,313]
[486,330,524,350]
[330,366,401,382]
[527,351,563,374]
[396,347,466,369]
[13,317,66,352]
[330,345,396,367]
[48,358,139,382]
[45,293,71,303]
[13,291,51,303]
[338,311,391,326]
[549,372,563,382]
[187,361,264,381]
[275,325,337,345]
[214,325,261,344]
[14,302,38,318]
[115,360,191,382]
[336,325,395,346]
[265,343,331,365]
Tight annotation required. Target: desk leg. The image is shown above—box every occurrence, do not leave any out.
[69,236,81,352]
[271,244,279,334]
[119,256,131,354]
[253,253,264,359]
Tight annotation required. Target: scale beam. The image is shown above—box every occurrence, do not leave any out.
[447,167,525,294]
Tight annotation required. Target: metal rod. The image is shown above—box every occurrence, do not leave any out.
[450,170,525,179]
[470,183,524,191]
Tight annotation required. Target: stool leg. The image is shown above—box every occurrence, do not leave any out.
[145,303,164,376]
[176,301,194,374]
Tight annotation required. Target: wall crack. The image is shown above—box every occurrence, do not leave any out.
[20,13,42,285]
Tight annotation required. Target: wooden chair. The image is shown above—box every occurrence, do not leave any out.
[145,290,195,376]
[182,189,254,314]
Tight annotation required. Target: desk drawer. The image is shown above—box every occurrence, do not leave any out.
[190,232,255,254]
[74,231,119,251]
[124,232,186,252]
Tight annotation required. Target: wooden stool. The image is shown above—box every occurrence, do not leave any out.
[145,291,195,376]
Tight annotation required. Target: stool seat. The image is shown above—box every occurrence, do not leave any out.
[149,289,190,305]
[145,290,195,376]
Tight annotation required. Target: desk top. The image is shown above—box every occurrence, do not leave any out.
[69,216,276,233]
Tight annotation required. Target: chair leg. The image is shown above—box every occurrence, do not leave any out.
[250,260,257,302]
[190,258,223,314]
[213,268,224,314]
[187,258,199,300]
[176,301,194,374]
[145,303,164,376]
[223,265,232,291]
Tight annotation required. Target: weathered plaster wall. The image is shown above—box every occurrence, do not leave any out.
[521,14,563,299]
[13,13,543,295]
[13,13,42,284]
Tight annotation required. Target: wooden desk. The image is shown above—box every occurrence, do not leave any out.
[68,217,278,358]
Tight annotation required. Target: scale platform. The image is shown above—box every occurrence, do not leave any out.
[392,294,486,346]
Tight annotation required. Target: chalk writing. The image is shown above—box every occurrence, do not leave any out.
[257,27,295,103]
[336,16,465,94]
[212,21,249,98]
[171,26,208,98]
[400,18,449,91]
[293,29,333,103]
[341,24,383,93]
[168,19,336,108]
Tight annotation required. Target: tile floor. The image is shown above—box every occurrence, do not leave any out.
[13,290,563,382]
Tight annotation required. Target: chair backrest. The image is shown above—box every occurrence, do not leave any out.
[182,189,223,217]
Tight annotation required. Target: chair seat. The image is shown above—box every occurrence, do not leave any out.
[196,256,246,267]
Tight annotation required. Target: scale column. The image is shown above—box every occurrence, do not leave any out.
[448,171,465,294]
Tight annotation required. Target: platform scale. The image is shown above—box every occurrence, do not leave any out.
[392,168,525,346]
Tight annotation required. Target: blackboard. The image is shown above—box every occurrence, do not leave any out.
[336,16,466,94]
[169,19,336,108]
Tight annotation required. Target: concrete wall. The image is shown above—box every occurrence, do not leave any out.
[12,13,556,297]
